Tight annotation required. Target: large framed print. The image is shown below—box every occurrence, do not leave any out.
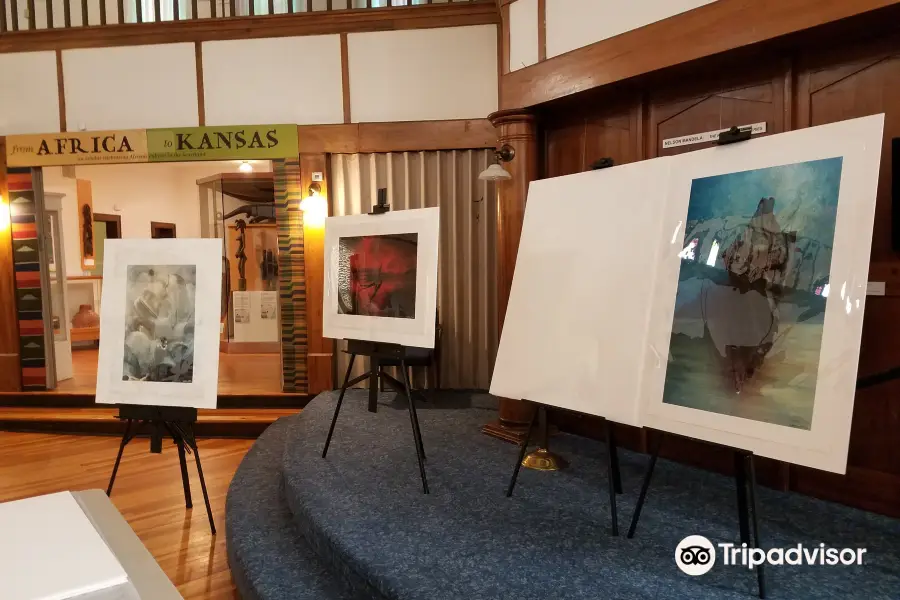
[323,207,440,348]
[490,159,672,426]
[96,238,223,409]
[641,114,885,473]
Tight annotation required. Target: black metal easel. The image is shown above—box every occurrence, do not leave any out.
[107,404,216,534]
[321,188,429,494]
[506,402,624,535]
[627,434,765,598]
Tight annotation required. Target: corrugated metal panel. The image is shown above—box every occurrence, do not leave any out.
[330,150,498,390]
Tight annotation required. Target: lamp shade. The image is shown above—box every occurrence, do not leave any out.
[478,163,512,181]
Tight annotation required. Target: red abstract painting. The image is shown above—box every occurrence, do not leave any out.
[337,233,418,318]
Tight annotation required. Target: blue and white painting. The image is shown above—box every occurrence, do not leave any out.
[662,157,843,430]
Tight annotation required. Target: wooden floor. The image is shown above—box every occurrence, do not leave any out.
[0,431,254,599]
[0,406,298,424]
[54,349,284,395]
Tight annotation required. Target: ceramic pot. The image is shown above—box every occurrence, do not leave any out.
[72,304,100,328]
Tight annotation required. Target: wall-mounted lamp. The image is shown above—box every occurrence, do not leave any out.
[239,161,253,173]
[299,181,327,227]
[478,144,515,181]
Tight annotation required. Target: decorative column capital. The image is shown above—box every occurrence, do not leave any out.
[488,109,536,129]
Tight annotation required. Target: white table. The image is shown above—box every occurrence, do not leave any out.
[0,491,183,600]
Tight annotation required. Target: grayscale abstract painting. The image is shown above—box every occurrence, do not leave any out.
[663,157,843,430]
[122,265,197,383]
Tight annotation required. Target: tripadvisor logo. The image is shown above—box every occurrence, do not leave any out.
[676,536,868,576]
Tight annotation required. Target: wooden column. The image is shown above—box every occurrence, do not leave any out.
[299,153,333,395]
[482,109,538,443]
[0,138,22,392]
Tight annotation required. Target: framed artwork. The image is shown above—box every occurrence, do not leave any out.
[490,159,673,426]
[323,207,440,348]
[96,238,223,409]
[642,114,885,473]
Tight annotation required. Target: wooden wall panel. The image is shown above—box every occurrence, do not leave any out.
[543,100,642,176]
[537,30,900,516]
[650,75,786,159]
[790,43,900,514]
[0,1,500,53]
[299,153,332,395]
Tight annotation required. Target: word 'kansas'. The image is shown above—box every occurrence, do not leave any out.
[175,130,280,151]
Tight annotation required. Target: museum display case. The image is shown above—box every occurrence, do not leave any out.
[198,172,280,354]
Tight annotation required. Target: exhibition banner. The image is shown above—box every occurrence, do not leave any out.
[5,130,149,167]
[5,124,300,167]
[146,125,300,162]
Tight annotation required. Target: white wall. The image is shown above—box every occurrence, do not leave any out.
[508,0,539,72]
[0,52,60,135]
[202,36,344,126]
[4,25,499,134]
[545,0,718,59]
[62,43,199,130]
[42,161,252,278]
[347,25,498,122]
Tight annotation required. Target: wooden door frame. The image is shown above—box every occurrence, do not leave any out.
[93,212,122,239]
[150,221,177,238]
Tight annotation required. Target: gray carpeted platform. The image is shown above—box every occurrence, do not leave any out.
[228,391,900,600]
[225,417,363,600]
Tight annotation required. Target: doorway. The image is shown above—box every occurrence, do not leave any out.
[33,161,285,396]
[94,213,122,239]
[150,221,177,238]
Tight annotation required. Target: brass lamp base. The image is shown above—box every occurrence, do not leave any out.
[522,448,569,471]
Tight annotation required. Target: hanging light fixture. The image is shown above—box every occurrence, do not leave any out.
[478,144,515,181]
[239,161,253,173]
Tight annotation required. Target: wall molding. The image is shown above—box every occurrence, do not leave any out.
[297,119,498,154]
[500,0,900,109]
[536,0,545,62]
[0,1,500,53]
[55,50,66,131]
[194,42,205,126]
[340,33,351,124]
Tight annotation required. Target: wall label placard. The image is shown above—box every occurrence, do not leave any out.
[5,124,300,167]
[5,130,149,167]
[662,122,767,149]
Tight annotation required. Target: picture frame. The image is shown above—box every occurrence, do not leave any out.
[95,238,223,409]
[322,207,440,348]
[641,114,884,474]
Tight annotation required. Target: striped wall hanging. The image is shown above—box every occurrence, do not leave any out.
[273,158,309,393]
[8,169,47,390]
